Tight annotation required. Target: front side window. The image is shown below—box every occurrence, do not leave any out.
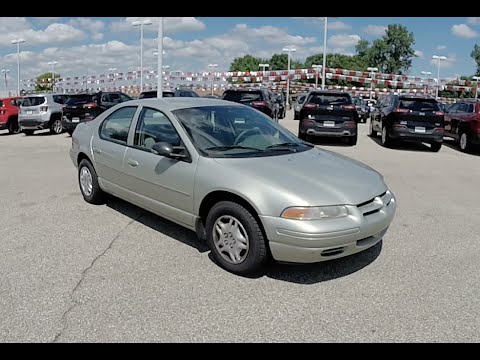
[100,106,137,144]
[134,108,181,150]
[173,105,312,158]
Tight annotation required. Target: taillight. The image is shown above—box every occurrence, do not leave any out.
[342,104,356,111]
[0,110,4,115]
[344,121,356,127]
[40,106,48,112]
[393,124,407,129]
[252,101,267,107]
[434,128,444,133]
[83,102,98,109]
[303,102,317,109]
[302,119,316,126]
[393,108,410,113]
[433,111,444,116]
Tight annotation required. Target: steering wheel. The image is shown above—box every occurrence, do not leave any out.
[234,128,263,145]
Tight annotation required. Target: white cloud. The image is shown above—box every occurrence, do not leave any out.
[0,22,87,46]
[232,24,316,46]
[451,24,477,38]
[91,33,104,41]
[328,34,361,48]
[362,25,386,36]
[429,53,457,69]
[467,17,480,25]
[0,17,31,33]
[414,50,424,59]
[109,17,205,34]
[69,18,104,33]
[437,45,447,51]
[328,21,351,30]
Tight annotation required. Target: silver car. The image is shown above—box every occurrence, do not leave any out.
[19,93,69,135]
[70,98,396,274]
[293,93,307,120]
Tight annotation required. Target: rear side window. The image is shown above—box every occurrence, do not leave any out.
[53,95,66,104]
[399,99,440,112]
[0,100,3,107]
[11,99,22,107]
[22,97,46,107]
[307,93,351,105]
[222,91,264,103]
[100,106,138,144]
[65,95,95,106]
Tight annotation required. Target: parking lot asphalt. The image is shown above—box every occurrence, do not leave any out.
[0,110,479,342]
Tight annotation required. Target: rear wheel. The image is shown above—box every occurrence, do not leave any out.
[430,142,442,152]
[67,130,73,137]
[78,159,106,205]
[7,118,20,134]
[381,125,393,148]
[345,134,358,146]
[294,111,298,120]
[205,201,268,275]
[50,118,63,135]
[24,130,35,136]
[459,131,472,152]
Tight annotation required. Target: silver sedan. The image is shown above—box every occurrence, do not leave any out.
[70,98,396,275]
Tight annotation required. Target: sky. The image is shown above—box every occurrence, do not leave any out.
[0,17,479,92]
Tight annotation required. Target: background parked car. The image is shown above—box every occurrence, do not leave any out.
[298,90,359,145]
[293,93,307,120]
[443,99,480,152]
[352,96,370,123]
[62,91,132,136]
[369,93,444,152]
[138,89,199,99]
[274,92,286,119]
[19,93,68,136]
[221,88,279,121]
[0,97,23,134]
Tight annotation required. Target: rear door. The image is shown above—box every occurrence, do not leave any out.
[393,97,444,133]
[301,93,356,127]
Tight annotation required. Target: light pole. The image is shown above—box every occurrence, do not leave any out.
[132,19,152,93]
[109,67,117,89]
[208,64,219,96]
[1,69,9,96]
[367,67,378,100]
[11,38,26,96]
[312,64,322,89]
[432,55,447,100]
[48,61,58,92]
[157,17,164,98]
[421,71,431,94]
[473,76,480,99]
[282,47,296,109]
[322,17,328,90]
[259,63,269,86]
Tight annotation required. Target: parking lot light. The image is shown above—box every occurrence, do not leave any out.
[367,67,378,100]
[157,17,164,98]
[312,64,322,89]
[132,19,153,93]
[1,69,9,96]
[282,47,296,109]
[11,38,26,96]
[259,63,269,87]
[432,55,447,100]
[48,61,58,92]
[208,64,219,96]
[421,71,432,94]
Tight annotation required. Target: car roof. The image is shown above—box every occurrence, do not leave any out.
[308,90,350,96]
[126,97,241,111]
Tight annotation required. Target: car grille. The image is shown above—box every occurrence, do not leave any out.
[357,191,392,216]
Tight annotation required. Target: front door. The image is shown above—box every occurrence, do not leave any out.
[122,107,197,228]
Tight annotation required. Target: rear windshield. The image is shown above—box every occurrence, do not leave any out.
[307,93,351,105]
[399,98,440,112]
[139,91,175,98]
[223,91,264,103]
[65,95,95,106]
[22,97,46,107]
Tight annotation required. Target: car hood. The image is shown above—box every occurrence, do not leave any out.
[211,147,387,207]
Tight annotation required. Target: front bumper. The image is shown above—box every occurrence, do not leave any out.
[260,191,396,263]
[390,127,443,143]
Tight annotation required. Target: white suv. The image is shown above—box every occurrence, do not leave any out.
[18,93,69,135]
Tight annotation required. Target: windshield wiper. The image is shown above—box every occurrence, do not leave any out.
[265,142,305,152]
[204,145,262,152]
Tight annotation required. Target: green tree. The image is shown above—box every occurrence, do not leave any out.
[35,72,60,92]
[268,53,303,70]
[470,44,480,76]
[230,55,267,72]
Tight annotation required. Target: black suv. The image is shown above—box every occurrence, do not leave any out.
[221,88,279,121]
[62,91,132,135]
[138,89,199,99]
[369,93,444,152]
[298,90,359,145]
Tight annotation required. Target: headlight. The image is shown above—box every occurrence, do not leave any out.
[281,206,348,220]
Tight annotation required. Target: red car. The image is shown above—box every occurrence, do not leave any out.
[444,99,480,152]
[0,97,22,134]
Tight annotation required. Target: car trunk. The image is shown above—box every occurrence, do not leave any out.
[63,95,97,122]
[393,98,444,132]
[20,96,47,115]
[301,93,356,127]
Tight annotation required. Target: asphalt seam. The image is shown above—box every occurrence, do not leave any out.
[51,213,143,343]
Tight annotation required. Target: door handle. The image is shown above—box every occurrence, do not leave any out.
[127,160,139,167]
[93,148,102,154]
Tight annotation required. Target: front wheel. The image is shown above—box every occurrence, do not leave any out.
[78,159,106,205]
[459,131,472,152]
[206,201,268,275]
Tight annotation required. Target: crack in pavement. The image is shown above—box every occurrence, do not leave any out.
[52,213,143,343]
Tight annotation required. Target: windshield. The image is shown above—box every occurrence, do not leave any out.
[172,105,312,158]
[399,98,440,112]
[22,97,46,107]
[65,95,95,106]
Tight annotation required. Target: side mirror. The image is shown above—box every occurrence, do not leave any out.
[151,142,188,160]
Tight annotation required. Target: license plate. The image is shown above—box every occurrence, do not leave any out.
[323,121,335,127]
[72,117,80,123]
[26,110,33,114]
[415,127,426,133]
[419,112,425,116]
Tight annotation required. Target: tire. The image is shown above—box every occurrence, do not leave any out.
[7,118,20,134]
[67,130,73,137]
[345,134,358,146]
[430,142,442,152]
[381,124,392,148]
[459,131,472,153]
[298,131,306,141]
[205,201,268,275]
[78,159,106,205]
[294,111,299,120]
[24,130,35,136]
[50,118,63,135]
[368,119,377,137]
